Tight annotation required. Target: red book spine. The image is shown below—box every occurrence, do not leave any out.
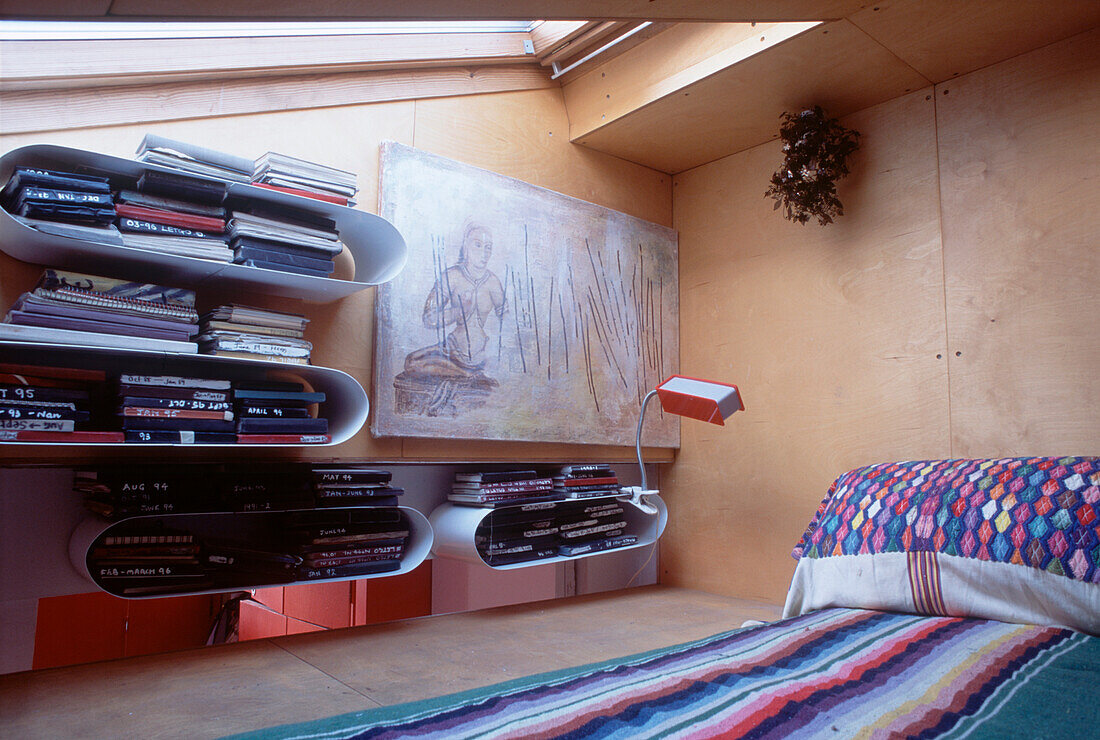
[470,478,554,492]
[121,407,232,420]
[115,203,226,233]
[249,182,350,205]
[0,373,94,389]
[563,476,619,486]
[456,489,554,501]
[0,363,106,382]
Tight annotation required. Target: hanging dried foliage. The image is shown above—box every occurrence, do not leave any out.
[765,106,860,226]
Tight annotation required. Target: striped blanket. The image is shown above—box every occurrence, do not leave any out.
[226,608,1100,739]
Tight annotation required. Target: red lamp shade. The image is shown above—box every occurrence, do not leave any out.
[655,375,744,426]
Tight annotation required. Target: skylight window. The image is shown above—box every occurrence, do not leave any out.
[0,20,537,41]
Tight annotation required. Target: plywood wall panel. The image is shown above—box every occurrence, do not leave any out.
[0,67,556,134]
[411,88,672,227]
[938,29,1100,458]
[849,0,1100,84]
[664,90,950,603]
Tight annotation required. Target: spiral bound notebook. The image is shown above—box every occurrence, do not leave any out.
[30,268,198,323]
[31,286,199,323]
[36,269,196,307]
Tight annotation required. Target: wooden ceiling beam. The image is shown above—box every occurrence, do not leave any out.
[528,20,597,57]
[0,32,536,91]
[539,21,624,66]
[0,1,871,22]
[0,64,556,133]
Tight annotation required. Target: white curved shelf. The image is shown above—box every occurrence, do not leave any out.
[0,144,407,302]
[429,494,667,571]
[0,340,367,446]
[69,505,433,599]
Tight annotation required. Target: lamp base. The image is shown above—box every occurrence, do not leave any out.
[618,486,661,515]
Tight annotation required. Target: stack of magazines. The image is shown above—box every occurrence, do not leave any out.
[136,134,253,183]
[252,151,358,206]
[0,269,199,353]
[197,305,311,364]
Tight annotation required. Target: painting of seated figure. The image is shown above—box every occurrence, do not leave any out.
[395,221,504,417]
[373,142,680,448]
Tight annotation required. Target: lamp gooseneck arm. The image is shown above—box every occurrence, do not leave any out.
[636,389,659,491]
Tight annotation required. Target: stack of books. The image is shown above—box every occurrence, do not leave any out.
[233,380,329,444]
[114,186,231,262]
[114,374,236,444]
[285,508,407,581]
[135,134,254,184]
[473,498,636,566]
[555,500,635,556]
[217,464,314,512]
[115,169,229,261]
[552,463,622,499]
[134,136,359,205]
[225,208,342,278]
[252,151,358,206]
[0,269,199,353]
[203,540,302,586]
[75,465,218,519]
[0,362,114,443]
[1,166,116,231]
[197,305,312,364]
[475,502,563,566]
[88,527,209,596]
[449,470,558,507]
[311,466,403,508]
[77,463,403,517]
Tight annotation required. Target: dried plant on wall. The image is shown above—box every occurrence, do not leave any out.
[765,106,860,226]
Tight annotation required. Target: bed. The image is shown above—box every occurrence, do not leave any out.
[226,456,1100,739]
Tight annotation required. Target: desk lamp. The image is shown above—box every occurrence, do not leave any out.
[620,375,744,513]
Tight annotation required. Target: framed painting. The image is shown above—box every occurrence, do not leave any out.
[372,142,679,447]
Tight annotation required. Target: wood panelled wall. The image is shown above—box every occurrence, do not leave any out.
[662,30,1100,604]
[0,87,673,465]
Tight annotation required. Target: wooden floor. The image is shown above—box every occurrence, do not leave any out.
[0,585,782,739]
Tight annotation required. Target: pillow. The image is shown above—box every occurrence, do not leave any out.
[783,457,1100,634]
